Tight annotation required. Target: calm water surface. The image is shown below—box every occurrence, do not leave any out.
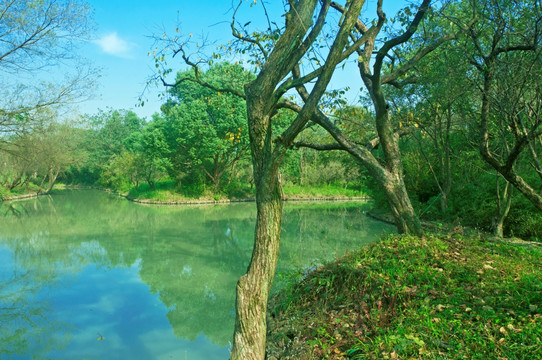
[0,190,392,359]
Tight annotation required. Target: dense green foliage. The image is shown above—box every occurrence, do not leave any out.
[0,63,363,201]
[267,234,542,359]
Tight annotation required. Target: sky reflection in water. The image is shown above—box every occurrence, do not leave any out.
[0,190,391,359]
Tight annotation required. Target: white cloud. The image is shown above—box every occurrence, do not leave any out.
[93,32,134,58]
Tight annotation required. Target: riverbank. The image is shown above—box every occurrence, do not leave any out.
[125,181,368,204]
[266,233,542,359]
[1,192,41,201]
[1,183,369,205]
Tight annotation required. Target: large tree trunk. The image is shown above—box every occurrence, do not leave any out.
[479,64,542,212]
[228,1,364,357]
[231,174,283,360]
[382,172,423,235]
[372,95,424,236]
[309,109,424,236]
[474,30,542,212]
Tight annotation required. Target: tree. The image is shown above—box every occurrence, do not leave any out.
[0,0,95,138]
[457,0,542,211]
[153,1,371,358]
[292,0,457,235]
[162,63,252,189]
[78,109,144,187]
[0,110,85,195]
[132,119,171,190]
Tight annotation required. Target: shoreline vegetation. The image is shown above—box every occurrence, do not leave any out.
[0,183,370,205]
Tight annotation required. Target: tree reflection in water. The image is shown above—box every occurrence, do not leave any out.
[0,190,392,357]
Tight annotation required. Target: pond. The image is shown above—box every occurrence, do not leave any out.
[0,190,392,359]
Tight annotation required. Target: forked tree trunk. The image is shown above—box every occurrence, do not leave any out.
[228,1,364,357]
[230,75,286,359]
[309,109,424,237]
[372,104,423,237]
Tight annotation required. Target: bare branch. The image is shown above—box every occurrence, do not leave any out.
[230,0,269,59]
[373,0,431,84]
[161,73,246,100]
[381,32,456,85]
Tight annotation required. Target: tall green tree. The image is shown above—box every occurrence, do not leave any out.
[131,119,171,190]
[78,109,144,186]
[163,63,252,189]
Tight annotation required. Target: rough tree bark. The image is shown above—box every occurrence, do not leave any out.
[478,55,542,211]
[493,177,513,238]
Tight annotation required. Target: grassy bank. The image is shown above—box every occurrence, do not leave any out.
[2,181,368,204]
[283,184,368,200]
[267,234,542,359]
[125,181,367,203]
[0,183,43,201]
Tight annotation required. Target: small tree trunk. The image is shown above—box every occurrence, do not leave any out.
[45,168,59,193]
[440,107,453,215]
[299,148,305,186]
[212,154,221,190]
[37,173,47,193]
[493,179,513,238]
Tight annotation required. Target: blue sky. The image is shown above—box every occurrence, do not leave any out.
[81,0,246,118]
[81,0,404,120]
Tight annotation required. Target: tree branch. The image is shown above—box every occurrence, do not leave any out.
[373,0,431,85]
[381,32,456,85]
[293,141,345,151]
[230,0,269,59]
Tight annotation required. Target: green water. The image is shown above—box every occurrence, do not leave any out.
[0,190,391,359]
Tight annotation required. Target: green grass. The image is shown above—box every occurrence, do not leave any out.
[126,180,254,202]
[283,183,368,199]
[127,181,199,202]
[0,183,42,200]
[267,234,542,359]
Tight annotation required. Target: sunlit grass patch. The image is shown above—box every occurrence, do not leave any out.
[283,183,368,199]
